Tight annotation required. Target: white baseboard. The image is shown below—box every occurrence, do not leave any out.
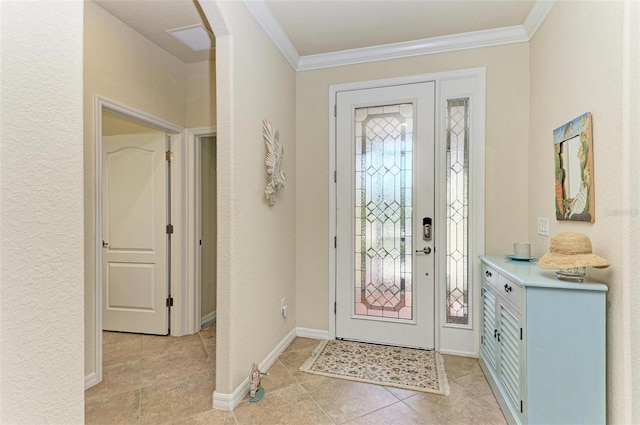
[84,372,98,390]
[295,327,329,340]
[212,327,297,410]
[201,311,216,327]
[213,378,248,411]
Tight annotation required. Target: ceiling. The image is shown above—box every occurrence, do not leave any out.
[92,0,537,64]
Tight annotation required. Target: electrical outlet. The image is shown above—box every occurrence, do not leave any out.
[537,218,549,236]
[281,298,287,316]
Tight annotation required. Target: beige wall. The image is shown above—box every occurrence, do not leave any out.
[200,1,297,394]
[528,2,635,422]
[1,1,85,422]
[187,60,217,129]
[295,44,530,330]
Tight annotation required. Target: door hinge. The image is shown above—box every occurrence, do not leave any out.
[334,170,337,183]
[334,301,337,314]
[199,239,202,246]
[520,328,523,340]
[166,224,174,234]
[166,150,173,162]
[520,400,523,413]
[334,104,337,117]
[481,335,484,344]
[334,236,337,248]
[166,297,174,307]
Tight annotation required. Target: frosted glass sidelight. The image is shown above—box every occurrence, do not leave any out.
[446,98,469,325]
[354,104,413,320]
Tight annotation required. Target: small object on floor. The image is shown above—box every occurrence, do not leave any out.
[249,386,265,402]
[249,362,267,402]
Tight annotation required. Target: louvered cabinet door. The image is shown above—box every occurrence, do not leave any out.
[498,304,521,415]
[481,285,498,370]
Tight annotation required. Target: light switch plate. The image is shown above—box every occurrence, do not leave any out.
[537,218,549,236]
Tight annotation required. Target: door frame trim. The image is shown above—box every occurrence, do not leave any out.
[328,68,486,353]
[92,95,184,387]
[184,126,217,335]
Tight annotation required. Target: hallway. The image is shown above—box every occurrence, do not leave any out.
[85,326,506,424]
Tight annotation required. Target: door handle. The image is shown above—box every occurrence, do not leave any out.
[415,247,432,254]
[102,240,109,248]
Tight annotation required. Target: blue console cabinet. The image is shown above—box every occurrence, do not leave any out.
[479,256,607,425]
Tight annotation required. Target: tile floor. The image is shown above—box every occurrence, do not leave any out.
[85,324,506,424]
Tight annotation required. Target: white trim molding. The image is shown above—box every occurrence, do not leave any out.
[91,95,184,389]
[297,26,527,71]
[296,327,329,340]
[85,372,98,390]
[201,311,216,327]
[523,1,557,39]
[184,127,217,335]
[244,0,555,71]
[242,0,299,70]
[213,328,297,410]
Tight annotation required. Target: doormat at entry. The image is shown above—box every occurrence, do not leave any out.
[300,339,450,395]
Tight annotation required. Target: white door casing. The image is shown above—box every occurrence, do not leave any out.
[335,82,436,349]
[102,133,169,335]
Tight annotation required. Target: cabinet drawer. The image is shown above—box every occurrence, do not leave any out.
[482,264,499,286]
[498,274,523,311]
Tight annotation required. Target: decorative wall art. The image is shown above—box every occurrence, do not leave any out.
[263,119,286,207]
[553,112,595,222]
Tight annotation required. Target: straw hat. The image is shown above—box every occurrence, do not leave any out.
[538,232,609,269]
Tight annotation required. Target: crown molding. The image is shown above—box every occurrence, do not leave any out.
[297,26,528,71]
[244,0,554,72]
[523,0,556,39]
[242,0,299,70]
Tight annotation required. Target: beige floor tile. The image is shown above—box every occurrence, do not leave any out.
[283,337,322,353]
[233,384,332,425]
[403,380,505,425]
[451,371,499,405]
[86,359,142,401]
[103,338,143,368]
[140,373,215,425]
[173,409,237,425]
[383,386,420,401]
[85,389,140,425]
[199,330,216,355]
[103,331,143,346]
[142,333,203,357]
[343,401,426,425]
[261,360,299,393]
[441,354,483,381]
[279,347,324,384]
[302,377,398,424]
[142,345,213,387]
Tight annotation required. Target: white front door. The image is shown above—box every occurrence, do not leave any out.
[335,82,435,349]
[102,133,169,335]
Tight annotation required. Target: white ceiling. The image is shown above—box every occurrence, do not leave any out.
[266,0,535,57]
[92,0,538,65]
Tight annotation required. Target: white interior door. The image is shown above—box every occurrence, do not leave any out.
[335,82,435,349]
[102,133,169,335]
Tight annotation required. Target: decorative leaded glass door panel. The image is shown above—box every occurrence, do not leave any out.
[335,82,435,349]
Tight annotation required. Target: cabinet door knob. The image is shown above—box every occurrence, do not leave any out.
[504,284,512,293]
[485,270,492,277]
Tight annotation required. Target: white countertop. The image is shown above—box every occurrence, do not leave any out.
[480,255,608,292]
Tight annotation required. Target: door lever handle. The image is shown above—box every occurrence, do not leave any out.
[102,240,109,248]
[415,247,432,254]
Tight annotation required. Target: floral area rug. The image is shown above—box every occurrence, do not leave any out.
[300,339,450,395]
